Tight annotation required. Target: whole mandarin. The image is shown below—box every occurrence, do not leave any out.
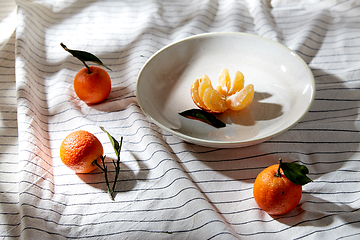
[253,163,302,215]
[74,66,111,104]
[60,130,103,173]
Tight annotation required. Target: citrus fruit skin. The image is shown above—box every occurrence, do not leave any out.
[253,164,302,215]
[60,130,103,173]
[74,66,111,104]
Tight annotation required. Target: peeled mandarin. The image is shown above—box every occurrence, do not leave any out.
[191,75,227,113]
[226,84,254,111]
[190,69,254,113]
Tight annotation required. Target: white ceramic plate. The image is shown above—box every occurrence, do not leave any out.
[136,33,315,148]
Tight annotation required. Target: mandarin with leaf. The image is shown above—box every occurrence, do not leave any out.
[61,43,112,104]
[253,159,312,215]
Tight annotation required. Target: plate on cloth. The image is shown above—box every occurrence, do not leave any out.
[136,32,315,148]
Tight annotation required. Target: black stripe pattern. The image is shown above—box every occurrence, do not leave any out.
[1,0,360,239]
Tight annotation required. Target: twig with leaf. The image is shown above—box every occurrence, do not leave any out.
[92,127,123,200]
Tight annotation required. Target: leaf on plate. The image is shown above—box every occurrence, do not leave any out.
[60,43,111,70]
[179,109,226,128]
[279,159,312,186]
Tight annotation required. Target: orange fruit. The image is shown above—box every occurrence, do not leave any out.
[191,69,254,113]
[74,66,111,104]
[253,163,302,215]
[60,130,103,173]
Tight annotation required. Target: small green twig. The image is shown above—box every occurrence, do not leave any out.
[111,136,123,192]
[93,156,114,200]
[92,127,123,200]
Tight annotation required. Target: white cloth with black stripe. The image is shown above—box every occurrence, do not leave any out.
[1,0,360,239]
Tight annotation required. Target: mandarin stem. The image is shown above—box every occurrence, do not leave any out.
[111,136,123,192]
[93,159,105,172]
[82,60,92,74]
[111,159,118,192]
[103,167,114,201]
[93,156,114,201]
[101,155,114,201]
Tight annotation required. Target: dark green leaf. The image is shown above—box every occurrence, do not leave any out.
[280,160,312,186]
[179,109,226,128]
[100,126,121,159]
[61,43,111,70]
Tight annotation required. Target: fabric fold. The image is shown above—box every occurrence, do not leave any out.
[5,0,360,239]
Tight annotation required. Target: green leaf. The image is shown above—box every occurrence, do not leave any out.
[61,43,111,71]
[179,109,226,128]
[280,159,312,186]
[100,126,121,159]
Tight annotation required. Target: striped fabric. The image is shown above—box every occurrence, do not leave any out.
[1,0,360,239]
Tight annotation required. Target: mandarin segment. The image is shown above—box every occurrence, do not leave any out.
[202,88,228,113]
[228,71,245,96]
[226,84,254,111]
[198,75,212,100]
[216,68,231,97]
[191,79,207,110]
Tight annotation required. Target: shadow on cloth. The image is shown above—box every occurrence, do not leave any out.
[77,155,150,198]
[274,195,360,228]
[69,85,137,113]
